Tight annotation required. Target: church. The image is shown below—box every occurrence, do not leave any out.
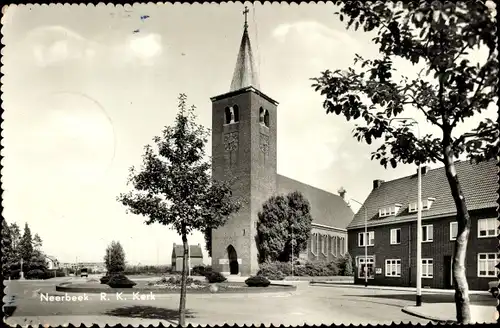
[210,9,354,276]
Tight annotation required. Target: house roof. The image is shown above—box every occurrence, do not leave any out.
[46,255,58,262]
[347,159,498,229]
[276,175,354,229]
[171,244,203,258]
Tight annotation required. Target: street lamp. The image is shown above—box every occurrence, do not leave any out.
[389,117,422,307]
[349,198,368,287]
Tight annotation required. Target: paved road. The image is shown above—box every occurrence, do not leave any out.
[4,279,496,326]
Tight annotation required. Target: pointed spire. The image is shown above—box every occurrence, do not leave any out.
[229,6,260,92]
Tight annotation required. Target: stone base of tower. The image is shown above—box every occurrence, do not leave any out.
[211,233,260,277]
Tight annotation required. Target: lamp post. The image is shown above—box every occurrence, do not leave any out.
[389,117,422,307]
[349,198,368,287]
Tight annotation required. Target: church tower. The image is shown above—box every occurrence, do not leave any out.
[210,7,278,276]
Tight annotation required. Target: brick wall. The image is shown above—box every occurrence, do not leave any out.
[348,208,497,290]
[211,88,278,276]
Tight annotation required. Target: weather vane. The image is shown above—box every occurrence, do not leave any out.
[243,6,249,29]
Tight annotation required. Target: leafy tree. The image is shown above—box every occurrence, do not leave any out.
[203,228,212,258]
[104,241,126,274]
[311,1,497,323]
[257,191,313,263]
[9,223,21,259]
[117,93,241,326]
[341,252,354,276]
[19,223,33,265]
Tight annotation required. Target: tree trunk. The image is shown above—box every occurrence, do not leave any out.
[443,150,471,324]
[178,224,189,327]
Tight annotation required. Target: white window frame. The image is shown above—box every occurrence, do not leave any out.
[477,218,499,238]
[358,231,374,247]
[385,259,401,277]
[421,258,433,278]
[477,253,499,278]
[357,256,375,279]
[422,225,433,242]
[450,222,458,241]
[390,228,401,245]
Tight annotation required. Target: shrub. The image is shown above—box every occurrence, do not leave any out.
[166,275,195,286]
[9,269,21,280]
[104,241,126,274]
[191,265,213,276]
[339,253,354,276]
[107,273,137,288]
[100,275,112,284]
[205,271,227,283]
[257,262,286,280]
[26,269,45,279]
[245,276,271,287]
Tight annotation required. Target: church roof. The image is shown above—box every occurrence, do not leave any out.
[229,20,260,92]
[347,159,497,229]
[276,175,354,229]
[171,244,203,258]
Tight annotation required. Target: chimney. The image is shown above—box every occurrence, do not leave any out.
[337,187,347,199]
[373,179,384,190]
[418,166,429,175]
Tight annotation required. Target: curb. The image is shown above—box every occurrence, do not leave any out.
[401,306,455,324]
[310,282,490,295]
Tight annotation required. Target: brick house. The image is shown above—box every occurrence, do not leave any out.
[347,159,498,291]
[209,15,353,276]
[171,244,204,272]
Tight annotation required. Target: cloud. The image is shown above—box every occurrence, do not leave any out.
[26,26,98,67]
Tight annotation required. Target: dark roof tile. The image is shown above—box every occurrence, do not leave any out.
[347,159,497,229]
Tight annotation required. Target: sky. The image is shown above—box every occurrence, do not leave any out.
[1,2,496,265]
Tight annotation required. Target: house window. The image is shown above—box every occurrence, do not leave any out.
[422,225,433,242]
[477,253,499,277]
[358,231,374,247]
[409,198,435,213]
[357,256,375,279]
[421,259,433,278]
[379,204,402,217]
[385,259,401,277]
[478,218,498,238]
[450,222,458,241]
[390,228,401,245]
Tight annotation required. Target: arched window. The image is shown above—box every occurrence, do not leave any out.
[339,237,345,256]
[264,109,270,127]
[224,107,232,124]
[232,105,240,122]
[337,237,342,256]
[259,107,265,124]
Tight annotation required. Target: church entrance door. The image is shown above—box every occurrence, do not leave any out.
[227,245,239,275]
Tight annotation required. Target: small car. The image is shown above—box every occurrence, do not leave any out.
[80,268,88,278]
[488,281,498,297]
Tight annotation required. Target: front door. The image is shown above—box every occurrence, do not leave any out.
[444,255,453,289]
[227,245,239,275]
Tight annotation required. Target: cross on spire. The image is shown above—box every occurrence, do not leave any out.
[243,6,249,29]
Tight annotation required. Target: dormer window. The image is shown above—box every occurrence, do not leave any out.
[379,204,402,218]
[224,105,240,125]
[259,107,269,128]
[408,197,436,213]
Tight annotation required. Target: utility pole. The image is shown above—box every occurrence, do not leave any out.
[390,117,422,307]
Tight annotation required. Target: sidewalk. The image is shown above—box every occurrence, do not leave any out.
[4,315,179,327]
[402,303,498,324]
[310,281,490,296]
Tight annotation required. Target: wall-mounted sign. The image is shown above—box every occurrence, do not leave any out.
[375,268,382,274]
